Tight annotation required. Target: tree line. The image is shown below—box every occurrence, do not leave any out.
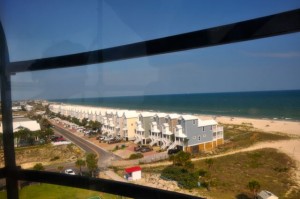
[50,112,102,135]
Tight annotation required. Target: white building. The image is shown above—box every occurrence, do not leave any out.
[12,106,22,111]
[25,105,33,111]
[0,118,41,133]
[124,166,142,181]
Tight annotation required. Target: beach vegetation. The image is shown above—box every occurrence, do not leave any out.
[219,123,290,152]
[248,180,261,199]
[0,144,84,169]
[142,148,296,198]
[50,156,60,161]
[57,166,64,173]
[86,153,98,177]
[33,163,45,171]
[75,158,86,176]
[162,151,199,189]
[161,166,199,189]
[169,151,193,168]
[81,118,88,126]
[128,153,143,160]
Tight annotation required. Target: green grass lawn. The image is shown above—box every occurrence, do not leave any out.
[0,183,130,199]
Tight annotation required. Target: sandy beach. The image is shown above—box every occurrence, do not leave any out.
[198,114,300,136]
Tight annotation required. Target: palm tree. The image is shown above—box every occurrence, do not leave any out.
[86,153,98,177]
[75,159,86,176]
[248,180,261,199]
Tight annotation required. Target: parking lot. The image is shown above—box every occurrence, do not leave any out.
[51,118,166,161]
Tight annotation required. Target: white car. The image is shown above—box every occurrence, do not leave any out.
[65,169,75,175]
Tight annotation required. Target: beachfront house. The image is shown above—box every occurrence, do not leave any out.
[149,113,167,146]
[135,121,144,144]
[95,109,101,122]
[115,111,124,138]
[107,118,115,136]
[160,114,180,149]
[122,111,138,141]
[168,115,224,153]
[135,112,155,144]
[102,116,108,134]
[169,115,200,150]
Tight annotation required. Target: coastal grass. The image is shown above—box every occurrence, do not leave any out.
[0,183,131,199]
[142,148,298,199]
[193,148,297,199]
[218,123,291,152]
[0,144,84,168]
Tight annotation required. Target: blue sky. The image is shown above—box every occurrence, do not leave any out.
[1,0,300,100]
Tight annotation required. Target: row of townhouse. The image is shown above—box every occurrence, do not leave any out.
[49,104,224,153]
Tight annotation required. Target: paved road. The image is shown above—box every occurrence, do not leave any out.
[52,125,121,168]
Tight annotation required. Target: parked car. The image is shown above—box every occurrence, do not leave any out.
[103,137,114,143]
[108,138,121,144]
[56,137,66,142]
[134,145,142,152]
[65,169,75,175]
[140,146,153,153]
[51,135,65,142]
[168,147,181,155]
[96,135,104,140]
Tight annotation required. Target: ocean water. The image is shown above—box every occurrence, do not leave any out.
[51,90,300,121]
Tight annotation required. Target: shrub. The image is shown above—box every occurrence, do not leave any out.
[198,169,208,177]
[50,156,60,161]
[33,163,45,171]
[161,166,198,189]
[128,153,143,160]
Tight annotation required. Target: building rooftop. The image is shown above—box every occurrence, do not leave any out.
[123,111,138,118]
[180,115,198,120]
[125,166,141,173]
[155,113,167,118]
[198,119,217,126]
[139,111,155,117]
[166,113,180,119]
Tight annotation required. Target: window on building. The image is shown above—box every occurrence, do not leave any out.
[198,136,201,141]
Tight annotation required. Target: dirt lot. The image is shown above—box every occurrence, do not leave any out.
[0,144,85,169]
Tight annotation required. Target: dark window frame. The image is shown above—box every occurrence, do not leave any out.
[1,8,300,199]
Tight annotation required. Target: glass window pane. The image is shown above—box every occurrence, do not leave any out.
[9,32,300,198]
